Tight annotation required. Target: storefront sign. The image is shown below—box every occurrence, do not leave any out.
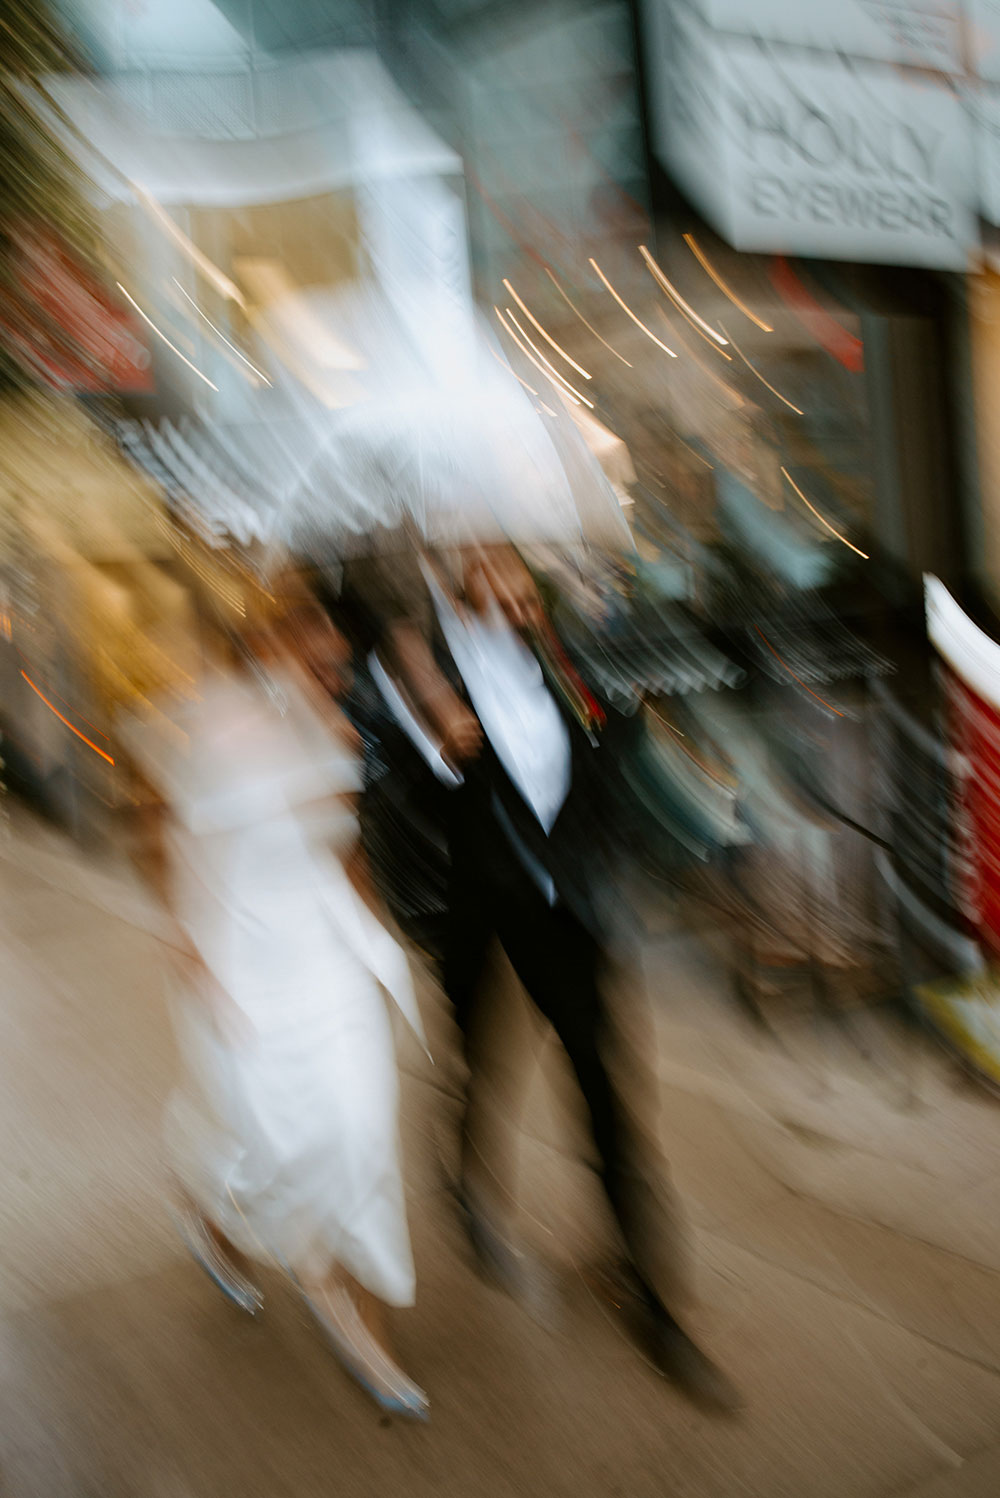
[644,0,977,267]
[644,1,976,267]
[685,0,964,72]
[926,576,1000,952]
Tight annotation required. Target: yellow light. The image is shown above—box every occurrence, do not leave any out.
[172,280,272,386]
[116,283,219,391]
[753,627,845,715]
[657,308,742,407]
[780,467,869,559]
[721,322,803,415]
[683,234,773,333]
[544,267,632,367]
[589,259,677,358]
[20,672,116,764]
[502,279,591,379]
[638,246,728,346]
[504,309,594,407]
[654,289,732,361]
[494,306,583,406]
[134,187,245,307]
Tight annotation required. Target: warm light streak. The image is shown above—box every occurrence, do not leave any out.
[752,629,845,716]
[780,467,869,559]
[157,515,247,614]
[20,672,116,763]
[638,246,727,345]
[504,309,594,407]
[673,434,714,471]
[488,347,539,396]
[657,309,742,407]
[589,259,677,357]
[544,267,632,367]
[653,284,732,360]
[683,234,773,332]
[134,187,245,307]
[502,279,591,378]
[172,280,272,386]
[116,283,219,391]
[494,306,582,406]
[721,322,803,414]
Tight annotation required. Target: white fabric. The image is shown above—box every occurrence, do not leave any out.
[122,670,423,1304]
[369,651,463,788]
[44,56,460,207]
[120,284,634,555]
[426,573,571,834]
[926,574,1000,713]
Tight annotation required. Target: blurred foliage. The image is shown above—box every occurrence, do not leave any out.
[0,0,97,391]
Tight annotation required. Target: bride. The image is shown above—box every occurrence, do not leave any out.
[124,575,429,1420]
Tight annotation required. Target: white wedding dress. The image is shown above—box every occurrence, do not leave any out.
[125,666,426,1306]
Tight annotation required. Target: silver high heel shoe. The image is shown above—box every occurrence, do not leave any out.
[300,1283,429,1421]
[171,1198,263,1316]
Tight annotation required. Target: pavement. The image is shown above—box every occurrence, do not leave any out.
[1,804,1000,1498]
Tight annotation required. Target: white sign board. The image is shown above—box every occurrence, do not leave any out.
[644,0,977,267]
[686,0,964,72]
[718,47,975,267]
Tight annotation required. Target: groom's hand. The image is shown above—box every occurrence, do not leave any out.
[429,687,483,767]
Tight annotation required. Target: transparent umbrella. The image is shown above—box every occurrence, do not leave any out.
[130,285,632,560]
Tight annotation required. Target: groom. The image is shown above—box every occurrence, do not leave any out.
[343,543,737,1409]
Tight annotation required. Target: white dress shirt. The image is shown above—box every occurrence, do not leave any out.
[425,572,571,835]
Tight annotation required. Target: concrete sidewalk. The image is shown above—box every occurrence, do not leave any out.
[1,807,999,1498]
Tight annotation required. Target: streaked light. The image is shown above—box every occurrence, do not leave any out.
[172,280,272,386]
[683,234,773,332]
[116,283,219,391]
[638,246,728,346]
[20,672,116,764]
[494,306,583,407]
[589,259,677,358]
[544,267,632,367]
[505,309,595,407]
[654,288,732,361]
[488,346,539,396]
[502,279,591,379]
[157,515,247,615]
[781,467,869,559]
[752,628,845,717]
[134,187,245,307]
[673,434,714,471]
[721,322,803,414]
[658,308,742,407]
[491,304,577,404]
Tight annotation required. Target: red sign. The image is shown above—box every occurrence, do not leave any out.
[769,256,865,374]
[1,229,154,395]
[946,671,1000,957]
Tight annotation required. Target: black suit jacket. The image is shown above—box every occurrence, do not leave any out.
[348,620,638,942]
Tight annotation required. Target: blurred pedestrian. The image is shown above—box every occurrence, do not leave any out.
[357,542,738,1410]
[122,581,430,1420]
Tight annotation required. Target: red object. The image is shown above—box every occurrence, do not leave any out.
[769,256,865,374]
[1,229,154,395]
[946,672,1000,956]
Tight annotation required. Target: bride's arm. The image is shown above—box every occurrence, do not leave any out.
[383,621,481,770]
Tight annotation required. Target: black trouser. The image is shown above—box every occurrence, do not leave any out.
[444,866,684,1316]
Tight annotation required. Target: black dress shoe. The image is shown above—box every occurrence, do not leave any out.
[453,1188,561,1326]
[640,1308,743,1413]
[584,1260,741,1413]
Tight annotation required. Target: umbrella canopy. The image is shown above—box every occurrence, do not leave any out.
[123,286,633,558]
